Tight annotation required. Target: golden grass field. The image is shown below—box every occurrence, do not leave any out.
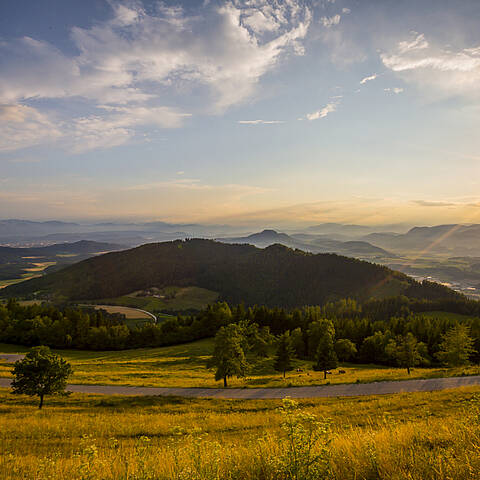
[0,386,478,479]
[1,339,479,389]
[81,304,154,319]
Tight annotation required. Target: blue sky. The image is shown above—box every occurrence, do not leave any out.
[1,0,480,227]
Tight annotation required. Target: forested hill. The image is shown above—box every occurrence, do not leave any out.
[2,239,459,307]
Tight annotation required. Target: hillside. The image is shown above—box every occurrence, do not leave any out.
[2,239,459,307]
[0,240,125,283]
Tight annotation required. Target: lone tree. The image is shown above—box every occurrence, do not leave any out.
[208,324,248,387]
[435,325,477,367]
[274,332,295,378]
[314,330,338,379]
[386,333,428,374]
[11,346,72,409]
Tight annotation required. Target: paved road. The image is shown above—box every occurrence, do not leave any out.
[0,375,479,399]
[0,354,24,363]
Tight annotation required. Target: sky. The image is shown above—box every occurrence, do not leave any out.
[1,0,480,227]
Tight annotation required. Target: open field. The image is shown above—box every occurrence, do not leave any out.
[0,261,56,289]
[79,304,154,319]
[90,286,219,313]
[1,339,479,389]
[0,386,478,479]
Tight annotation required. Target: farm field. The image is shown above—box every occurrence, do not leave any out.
[0,386,478,479]
[89,285,219,313]
[0,261,56,289]
[1,339,479,389]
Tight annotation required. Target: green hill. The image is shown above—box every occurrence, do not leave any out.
[1,239,459,307]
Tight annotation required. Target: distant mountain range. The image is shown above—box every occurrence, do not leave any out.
[363,224,480,256]
[217,229,391,258]
[3,218,480,261]
[1,239,459,307]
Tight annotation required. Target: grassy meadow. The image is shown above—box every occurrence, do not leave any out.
[88,286,219,313]
[0,386,478,479]
[1,339,479,389]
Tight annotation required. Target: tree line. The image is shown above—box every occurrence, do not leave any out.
[0,297,479,367]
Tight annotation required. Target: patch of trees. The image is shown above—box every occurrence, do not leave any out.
[208,316,478,386]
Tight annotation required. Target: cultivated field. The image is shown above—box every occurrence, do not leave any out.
[0,261,56,289]
[0,386,478,479]
[1,339,479,389]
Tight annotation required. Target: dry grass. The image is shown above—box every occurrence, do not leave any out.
[1,339,479,389]
[0,386,478,479]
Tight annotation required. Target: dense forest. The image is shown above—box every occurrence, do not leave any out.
[1,296,479,365]
[2,239,459,307]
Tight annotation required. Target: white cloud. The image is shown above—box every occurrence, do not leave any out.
[384,87,404,94]
[238,119,284,124]
[0,1,311,111]
[360,73,377,84]
[381,33,480,99]
[0,1,312,152]
[69,106,191,153]
[0,104,62,152]
[306,102,337,120]
[397,32,429,54]
[321,14,341,28]
[342,8,351,14]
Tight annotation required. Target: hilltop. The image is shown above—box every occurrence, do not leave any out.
[2,239,458,307]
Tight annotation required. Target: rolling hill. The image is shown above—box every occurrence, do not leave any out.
[1,239,459,307]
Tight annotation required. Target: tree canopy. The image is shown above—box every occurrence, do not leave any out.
[11,346,72,408]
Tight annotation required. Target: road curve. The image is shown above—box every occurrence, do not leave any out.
[1,375,479,399]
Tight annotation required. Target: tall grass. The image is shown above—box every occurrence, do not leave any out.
[0,387,479,479]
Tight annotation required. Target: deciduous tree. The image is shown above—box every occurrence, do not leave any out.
[274,332,295,378]
[435,325,477,367]
[11,346,72,409]
[208,324,248,387]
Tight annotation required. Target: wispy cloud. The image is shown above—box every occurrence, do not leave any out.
[384,87,404,94]
[412,200,456,207]
[381,32,480,99]
[238,119,284,124]
[305,95,342,121]
[360,74,377,84]
[321,14,341,28]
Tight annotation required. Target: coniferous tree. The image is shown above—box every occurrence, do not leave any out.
[274,332,295,378]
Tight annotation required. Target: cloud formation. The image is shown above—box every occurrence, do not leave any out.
[306,103,337,120]
[360,74,377,84]
[381,32,480,99]
[0,0,311,152]
[238,119,284,124]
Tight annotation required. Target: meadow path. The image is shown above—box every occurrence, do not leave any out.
[0,375,479,399]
